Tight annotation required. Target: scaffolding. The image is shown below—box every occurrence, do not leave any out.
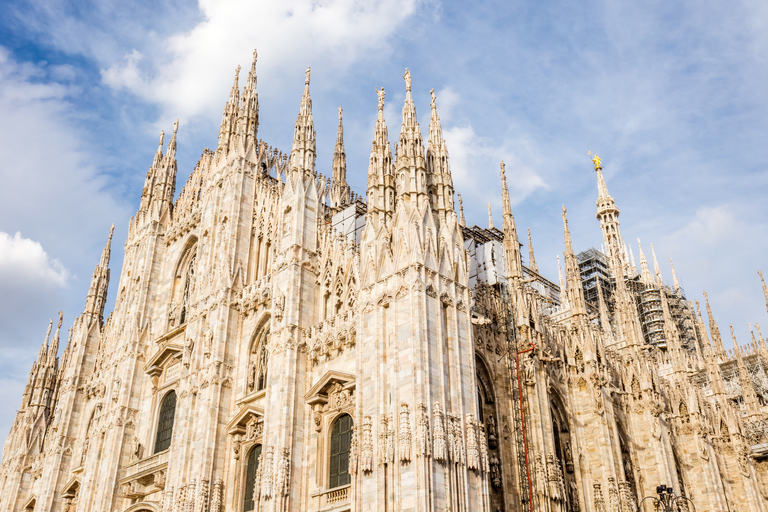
[577,248,614,316]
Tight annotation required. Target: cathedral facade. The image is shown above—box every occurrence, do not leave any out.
[2,52,767,512]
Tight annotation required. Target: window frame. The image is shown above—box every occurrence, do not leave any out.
[328,413,353,490]
[153,390,177,454]
[243,443,263,512]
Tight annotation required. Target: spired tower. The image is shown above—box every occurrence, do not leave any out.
[2,54,768,512]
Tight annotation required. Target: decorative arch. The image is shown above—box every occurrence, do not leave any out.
[124,503,160,512]
[172,237,198,326]
[247,315,271,393]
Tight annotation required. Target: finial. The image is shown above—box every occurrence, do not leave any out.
[430,88,436,108]
[458,194,466,227]
[57,310,63,330]
[252,48,258,64]
[109,224,115,241]
[588,151,602,170]
[500,160,506,179]
[562,204,567,218]
[173,119,179,134]
[376,87,385,111]
[45,318,53,343]
[670,258,680,290]
[158,130,165,151]
[403,68,411,92]
[305,67,310,85]
[338,106,343,121]
[488,202,494,229]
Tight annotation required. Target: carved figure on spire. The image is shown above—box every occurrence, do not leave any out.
[305,66,310,85]
[430,88,436,107]
[589,151,602,170]
[376,87,385,111]
[403,68,411,92]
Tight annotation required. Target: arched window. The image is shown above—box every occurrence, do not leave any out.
[329,414,353,489]
[248,325,270,393]
[179,253,196,325]
[244,444,262,511]
[154,391,177,453]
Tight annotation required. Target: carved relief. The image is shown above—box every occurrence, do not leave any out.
[361,416,374,473]
[466,414,480,470]
[261,447,274,498]
[349,424,359,476]
[399,403,412,464]
[433,403,447,463]
[416,403,431,458]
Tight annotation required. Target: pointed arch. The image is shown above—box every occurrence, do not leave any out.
[247,315,271,393]
[172,236,198,326]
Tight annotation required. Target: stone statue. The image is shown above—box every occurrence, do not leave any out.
[403,68,411,91]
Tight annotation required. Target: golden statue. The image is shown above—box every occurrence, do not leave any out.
[588,151,602,170]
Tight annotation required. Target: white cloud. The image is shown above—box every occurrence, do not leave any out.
[444,123,547,222]
[102,0,421,122]
[0,232,69,286]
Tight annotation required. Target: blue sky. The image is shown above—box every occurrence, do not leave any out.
[1,0,767,446]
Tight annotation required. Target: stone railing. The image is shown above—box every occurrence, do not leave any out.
[323,485,350,506]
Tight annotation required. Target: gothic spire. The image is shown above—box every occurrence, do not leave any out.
[731,324,760,414]
[591,153,626,275]
[487,203,494,229]
[238,49,260,151]
[425,88,454,221]
[759,270,768,315]
[395,68,427,210]
[217,65,241,154]
[563,205,587,317]
[331,106,350,207]
[500,162,523,280]
[366,87,394,227]
[650,243,662,284]
[46,311,63,366]
[557,255,567,308]
[289,67,316,174]
[84,225,113,325]
[638,240,652,284]
[527,228,539,273]
[703,290,725,357]
[458,194,466,227]
[670,258,680,292]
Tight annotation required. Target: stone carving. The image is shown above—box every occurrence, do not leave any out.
[564,440,574,473]
[361,416,374,473]
[197,478,210,512]
[489,454,502,488]
[328,382,352,410]
[386,413,396,464]
[593,481,605,512]
[186,479,196,512]
[479,424,490,473]
[535,455,548,497]
[486,415,498,450]
[253,453,263,503]
[261,447,274,498]
[569,481,580,512]
[276,447,290,497]
[163,486,174,512]
[210,479,223,512]
[433,403,447,463]
[175,484,186,512]
[349,425,358,476]
[466,414,480,470]
[607,477,619,512]
[399,403,411,463]
[546,454,564,501]
[416,403,431,458]
[618,481,637,512]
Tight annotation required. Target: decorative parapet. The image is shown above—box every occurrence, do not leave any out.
[118,449,169,499]
[305,310,356,367]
